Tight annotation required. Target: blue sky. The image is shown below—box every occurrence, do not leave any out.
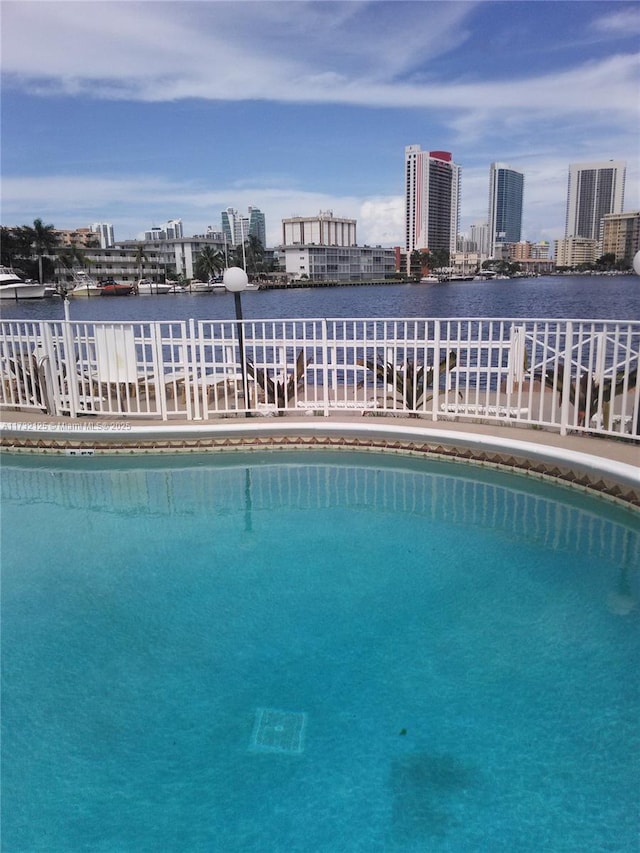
[2,0,639,247]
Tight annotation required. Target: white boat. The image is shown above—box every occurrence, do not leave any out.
[135,279,172,295]
[419,275,439,284]
[189,279,215,293]
[67,270,103,297]
[0,266,46,300]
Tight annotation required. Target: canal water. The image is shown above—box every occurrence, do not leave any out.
[1,275,639,324]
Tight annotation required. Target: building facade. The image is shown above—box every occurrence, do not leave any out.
[469,221,490,257]
[404,146,460,266]
[221,208,249,247]
[554,237,598,268]
[488,163,524,256]
[564,160,626,246]
[55,228,99,247]
[144,219,184,241]
[282,244,395,282]
[282,212,357,247]
[602,210,640,266]
[91,223,115,248]
[248,207,266,246]
[54,233,228,284]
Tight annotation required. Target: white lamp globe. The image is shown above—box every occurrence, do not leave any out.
[633,251,640,276]
[223,266,249,292]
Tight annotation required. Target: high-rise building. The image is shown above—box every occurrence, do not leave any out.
[91,222,114,248]
[221,208,249,247]
[564,160,626,245]
[404,146,460,265]
[469,221,490,257]
[144,219,183,241]
[488,163,524,256]
[602,210,640,265]
[248,207,266,247]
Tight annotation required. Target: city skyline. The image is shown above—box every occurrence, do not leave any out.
[1,1,639,248]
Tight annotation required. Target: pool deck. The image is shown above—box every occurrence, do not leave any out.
[2,409,639,508]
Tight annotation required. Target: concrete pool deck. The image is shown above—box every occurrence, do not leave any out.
[2,410,639,508]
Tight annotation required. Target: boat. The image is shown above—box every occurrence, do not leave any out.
[189,279,216,293]
[166,283,187,293]
[100,278,134,297]
[0,266,46,300]
[67,270,103,297]
[419,275,439,284]
[135,279,172,295]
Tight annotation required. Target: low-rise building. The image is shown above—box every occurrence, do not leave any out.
[554,237,598,268]
[282,244,396,282]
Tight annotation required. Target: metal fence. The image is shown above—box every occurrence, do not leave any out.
[1,317,638,438]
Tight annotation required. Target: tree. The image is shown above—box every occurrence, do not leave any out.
[58,245,88,270]
[194,246,225,280]
[133,245,148,281]
[23,218,58,283]
[245,235,265,277]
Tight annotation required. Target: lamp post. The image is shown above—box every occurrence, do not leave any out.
[223,266,249,415]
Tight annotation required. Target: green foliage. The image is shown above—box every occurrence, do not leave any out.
[246,349,312,412]
[194,246,225,280]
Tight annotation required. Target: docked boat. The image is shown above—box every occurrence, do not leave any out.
[67,270,103,297]
[419,275,439,284]
[0,266,46,300]
[189,279,215,293]
[135,279,172,295]
[100,278,134,297]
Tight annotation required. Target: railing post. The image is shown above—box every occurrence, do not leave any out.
[432,320,441,421]
[190,318,201,421]
[61,318,80,417]
[321,318,330,416]
[560,320,573,436]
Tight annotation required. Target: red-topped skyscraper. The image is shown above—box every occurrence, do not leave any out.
[404,145,460,269]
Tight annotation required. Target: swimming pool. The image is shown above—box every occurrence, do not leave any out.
[2,452,639,851]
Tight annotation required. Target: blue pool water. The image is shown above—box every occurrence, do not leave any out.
[2,452,639,852]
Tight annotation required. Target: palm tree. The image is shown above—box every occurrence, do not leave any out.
[245,235,265,277]
[133,245,148,282]
[194,245,225,281]
[23,218,58,283]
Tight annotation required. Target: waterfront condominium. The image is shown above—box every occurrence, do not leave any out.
[404,146,460,265]
[91,222,115,248]
[248,207,266,247]
[564,160,626,246]
[488,163,524,257]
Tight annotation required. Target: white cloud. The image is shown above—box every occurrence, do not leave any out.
[2,1,637,134]
[0,173,401,246]
[591,6,640,35]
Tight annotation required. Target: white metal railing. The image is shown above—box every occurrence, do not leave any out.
[1,317,638,439]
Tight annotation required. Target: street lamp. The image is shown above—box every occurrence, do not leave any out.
[223,265,249,415]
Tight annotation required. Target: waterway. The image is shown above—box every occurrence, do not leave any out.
[1,274,639,324]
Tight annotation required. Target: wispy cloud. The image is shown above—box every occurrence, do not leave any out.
[591,6,640,35]
[3,1,637,132]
